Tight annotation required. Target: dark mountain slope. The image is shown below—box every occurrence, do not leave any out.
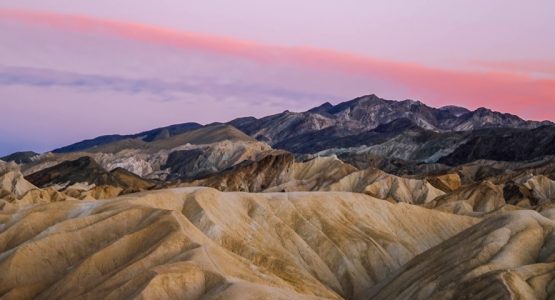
[438,105,470,117]
[0,151,39,164]
[228,110,337,143]
[53,122,202,153]
[439,126,555,165]
[73,124,256,154]
[188,151,295,192]
[25,156,155,192]
[273,118,422,153]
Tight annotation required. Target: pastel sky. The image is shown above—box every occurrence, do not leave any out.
[1,1,554,155]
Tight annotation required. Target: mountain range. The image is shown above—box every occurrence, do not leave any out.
[12,94,549,159]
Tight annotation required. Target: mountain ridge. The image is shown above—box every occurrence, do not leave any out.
[228,94,552,146]
[52,122,202,153]
[15,94,549,157]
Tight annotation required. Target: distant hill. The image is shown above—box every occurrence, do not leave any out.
[1,151,39,164]
[52,122,202,153]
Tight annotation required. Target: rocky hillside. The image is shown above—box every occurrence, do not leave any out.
[17,124,273,181]
[53,122,202,153]
[369,210,555,299]
[25,156,156,195]
[0,151,39,164]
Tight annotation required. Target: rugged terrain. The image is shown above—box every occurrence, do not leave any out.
[2,94,555,299]
[0,187,476,299]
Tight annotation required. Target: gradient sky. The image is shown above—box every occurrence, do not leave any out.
[1,1,554,155]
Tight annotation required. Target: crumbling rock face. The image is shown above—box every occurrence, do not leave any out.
[0,160,74,211]
[24,156,155,196]
[188,151,296,192]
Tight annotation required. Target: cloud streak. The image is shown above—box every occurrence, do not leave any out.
[0,65,332,101]
[471,60,555,77]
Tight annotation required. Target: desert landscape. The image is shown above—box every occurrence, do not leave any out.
[2,2,554,299]
[2,95,555,299]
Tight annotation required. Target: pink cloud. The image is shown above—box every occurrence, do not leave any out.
[471,60,555,76]
[1,8,554,122]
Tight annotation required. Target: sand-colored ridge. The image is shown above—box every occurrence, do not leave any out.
[325,168,445,204]
[368,209,555,299]
[0,188,476,299]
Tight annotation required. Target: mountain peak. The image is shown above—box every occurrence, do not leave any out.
[308,102,334,114]
[439,105,471,117]
[327,94,387,115]
[354,94,384,103]
[475,107,493,113]
[471,107,522,120]
[400,99,422,105]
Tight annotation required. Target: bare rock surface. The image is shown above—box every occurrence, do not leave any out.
[369,210,555,299]
[0,188,476,299]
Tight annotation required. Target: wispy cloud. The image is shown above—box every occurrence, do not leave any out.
[471,60,555,77]
[0,65,333,102]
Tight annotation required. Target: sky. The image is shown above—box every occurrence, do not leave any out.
[0,1,554,155]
